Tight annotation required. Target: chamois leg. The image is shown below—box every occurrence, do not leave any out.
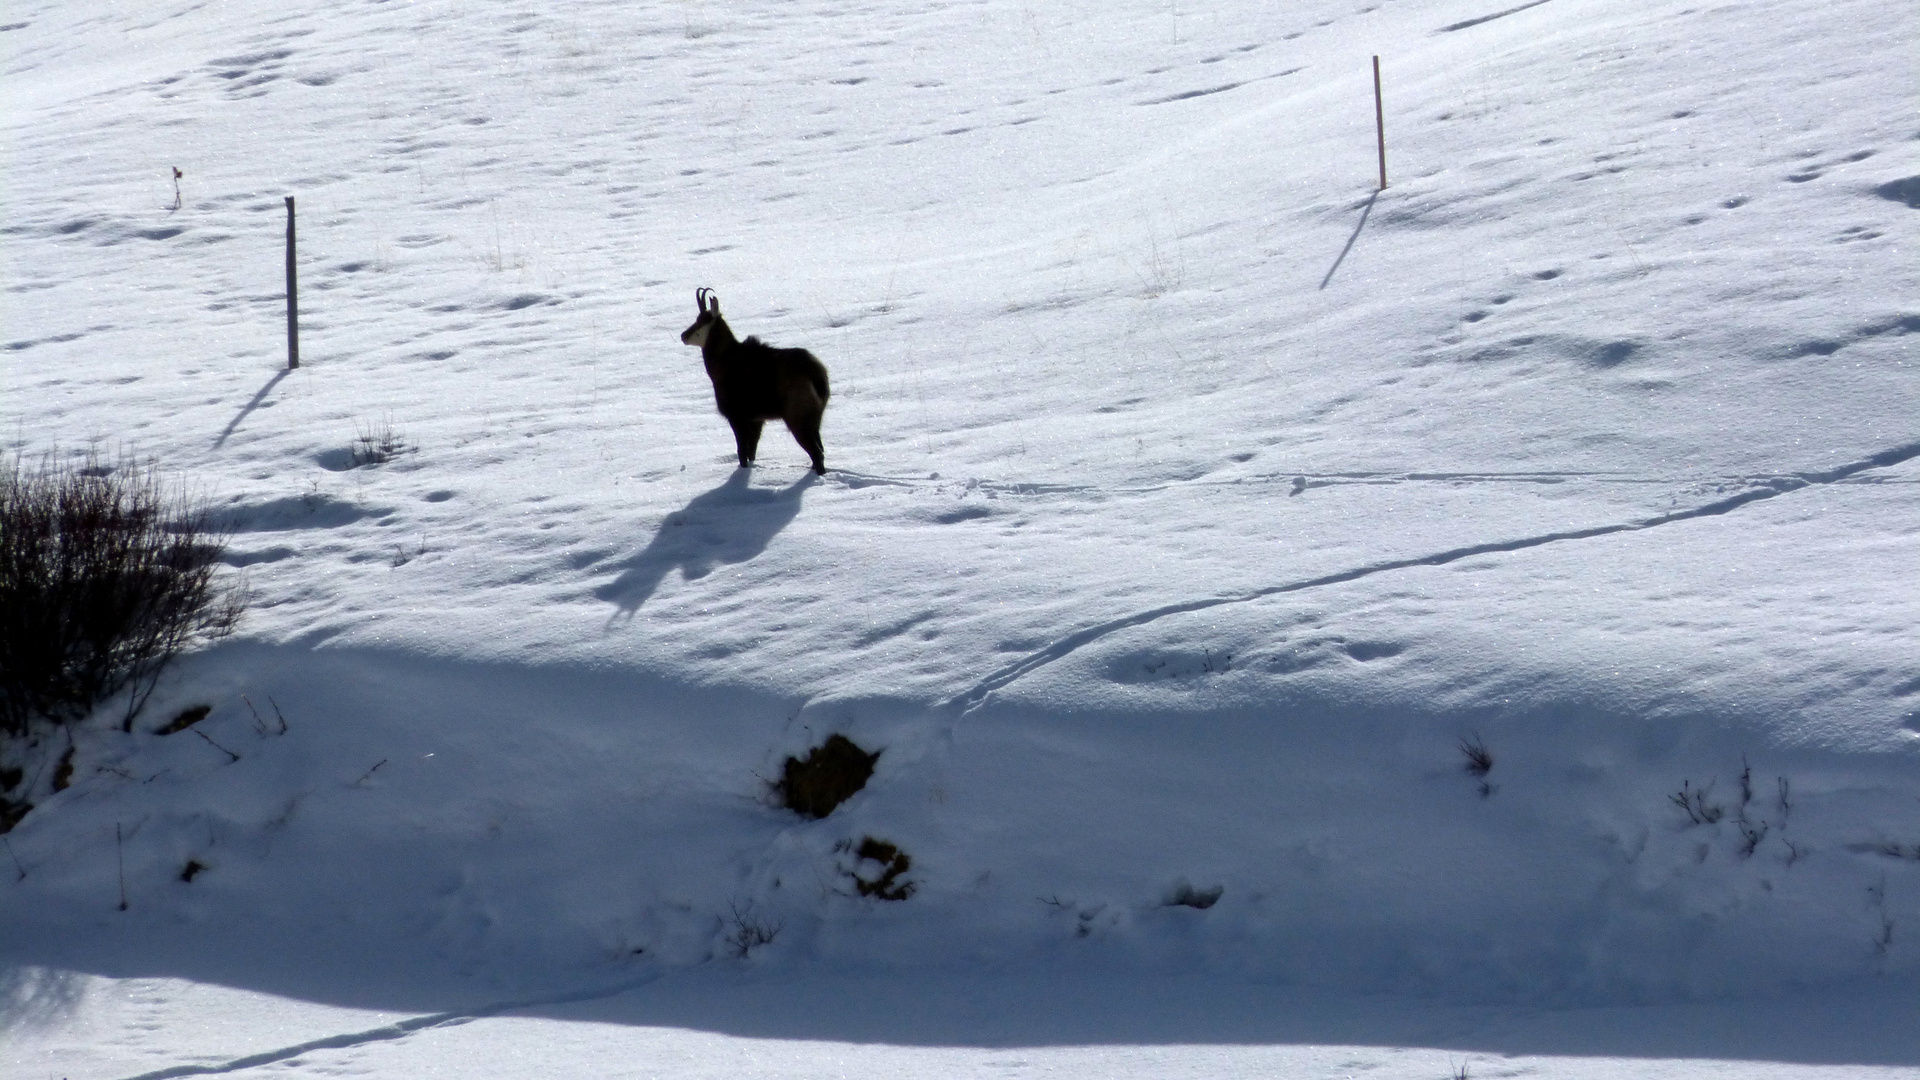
[785,410,827,474]
[728,417,764,468]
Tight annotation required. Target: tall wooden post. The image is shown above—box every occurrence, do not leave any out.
[1372,56,1388,190]
[285,196,300,370]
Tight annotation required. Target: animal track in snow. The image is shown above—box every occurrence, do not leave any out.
[203,48,294,98]
[5,330,88,351]
[1774,313,1920,360]
[1105,646,1235,684]
[1782,148,1875,184]
[826,457,1911,511]
[1135,68,1300,107]
[944,439,1920,712]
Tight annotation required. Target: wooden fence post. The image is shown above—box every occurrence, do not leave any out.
[285,196,300,370]
[1373,56,1388,190]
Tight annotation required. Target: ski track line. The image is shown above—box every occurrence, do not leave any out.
[944,439,1920,713]
[112,973,665,1080]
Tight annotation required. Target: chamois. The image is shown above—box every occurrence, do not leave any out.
[680,287,831,474]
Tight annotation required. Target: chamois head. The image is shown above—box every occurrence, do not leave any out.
[681,287,725,348]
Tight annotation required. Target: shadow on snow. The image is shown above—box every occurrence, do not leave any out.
[595,469,815,618]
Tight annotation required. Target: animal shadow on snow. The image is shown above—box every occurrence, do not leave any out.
[595,470,813,618]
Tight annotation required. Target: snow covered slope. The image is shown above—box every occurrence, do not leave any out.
[3,0,1917,1073]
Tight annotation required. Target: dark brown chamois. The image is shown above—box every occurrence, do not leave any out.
[680,288,831,474]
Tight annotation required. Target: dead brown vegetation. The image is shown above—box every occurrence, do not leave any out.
[851,836,915,901]
[773,734,878,819]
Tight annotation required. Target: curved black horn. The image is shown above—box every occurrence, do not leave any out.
[696,287,715,312]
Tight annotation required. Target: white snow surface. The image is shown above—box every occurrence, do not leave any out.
[2,0,1918,1074]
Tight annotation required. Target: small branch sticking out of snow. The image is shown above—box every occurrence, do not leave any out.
[1670,780,1724,825]
[1458,734,1494,797]
[243,695,289,736]
[193,728,240,763]
[115,823,127,911]
[723,901,779,958]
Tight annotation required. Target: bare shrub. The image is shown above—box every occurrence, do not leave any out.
[722,901,780,958]
[1458,733,1494,797]
[350,419,410,467]
[1458,734,1493,777]
[0,452,244,737]
[1669,779,1725,826]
